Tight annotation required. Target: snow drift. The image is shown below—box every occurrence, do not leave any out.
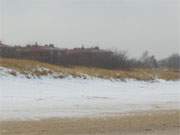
[0,67,180,120]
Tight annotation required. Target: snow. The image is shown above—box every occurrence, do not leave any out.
[0,68,180,120]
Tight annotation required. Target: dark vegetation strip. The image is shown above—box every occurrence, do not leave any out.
[0,41,179,70]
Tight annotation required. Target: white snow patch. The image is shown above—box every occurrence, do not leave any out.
[0,68,180,121]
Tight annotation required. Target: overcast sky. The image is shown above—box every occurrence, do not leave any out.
[0,0,179,58]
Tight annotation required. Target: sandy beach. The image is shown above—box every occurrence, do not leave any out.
[0,67,179,134]
[0,110,179,135]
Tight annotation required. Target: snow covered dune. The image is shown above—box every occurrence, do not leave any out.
[0,74,180,120]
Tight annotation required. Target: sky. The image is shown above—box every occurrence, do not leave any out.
[0,0,179,59]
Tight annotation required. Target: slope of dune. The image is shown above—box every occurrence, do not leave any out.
[0,58,180,80]
[0,71,179,120]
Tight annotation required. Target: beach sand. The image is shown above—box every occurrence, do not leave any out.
[0,110,180,135]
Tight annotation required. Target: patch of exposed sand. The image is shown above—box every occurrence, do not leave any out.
[0,110,179,135]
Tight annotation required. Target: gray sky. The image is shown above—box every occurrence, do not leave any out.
[0,0,179,59]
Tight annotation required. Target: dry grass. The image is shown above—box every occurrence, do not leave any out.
[0,58,179,80]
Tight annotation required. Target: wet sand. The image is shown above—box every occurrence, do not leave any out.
[0,110,180,135]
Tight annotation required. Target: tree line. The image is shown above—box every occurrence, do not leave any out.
[0,42,179,69]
